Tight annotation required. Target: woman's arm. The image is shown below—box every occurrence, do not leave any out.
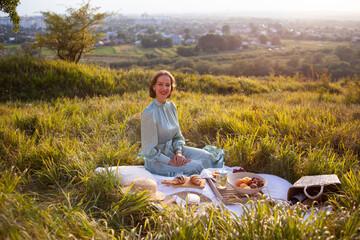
[169,102,185,153]
[141,110,171,164]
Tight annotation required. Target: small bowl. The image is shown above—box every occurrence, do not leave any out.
[227,172,267,195]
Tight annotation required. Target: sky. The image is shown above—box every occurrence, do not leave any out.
[2,0,360,17]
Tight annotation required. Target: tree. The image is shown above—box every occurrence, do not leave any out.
[335,46,355,62]
[224,35,242,50]
[146,27,155,34]
[287,55,300,68]
[222,25,230,35]
[197,34,225,52]
[230,60,251,77]
[34,1,110,63]
[0,0,21,32]
[300,63,312,77]
[258,35,269,45]
[176,46,198,57]
[252,57,273,76]
[249,22,258,35]
[197,34,241,52]
[312,52,325,64]
[270,35,281,46]
[140,35,172,48]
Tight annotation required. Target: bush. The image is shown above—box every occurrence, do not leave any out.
[176,46,198,57]
[109,61,137,69]
[335,45,355,62]
[174,58,195,69]
[145,53,158,59]
[230,60,252,77]
[252,57,273,76]
[197,34,242,52]
[287,56,300,68]
[344,78,360,104]
[195,60,213,74]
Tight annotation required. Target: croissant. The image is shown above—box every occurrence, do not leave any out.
[190,175,202,186]
[172,175,186,185]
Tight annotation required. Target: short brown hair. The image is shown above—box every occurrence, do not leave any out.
[149,70,176,98]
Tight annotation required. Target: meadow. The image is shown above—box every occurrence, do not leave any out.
[0,56,360,239]
[6,38,358,80]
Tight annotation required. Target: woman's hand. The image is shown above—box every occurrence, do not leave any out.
[169,153,191,166]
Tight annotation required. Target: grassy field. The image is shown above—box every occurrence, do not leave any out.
[4,39,357,80]
[82,40,347,66]
[84,44,179,64]
[0,56,359,239]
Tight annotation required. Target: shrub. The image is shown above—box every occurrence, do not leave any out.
[344,77,360,104]
[174,58,196,69]
[176,46,198,57]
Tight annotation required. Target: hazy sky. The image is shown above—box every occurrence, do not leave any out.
[2,0,360,16]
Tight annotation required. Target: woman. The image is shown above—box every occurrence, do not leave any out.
[139,70,224,176]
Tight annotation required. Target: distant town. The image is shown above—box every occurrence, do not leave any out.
[1,13,360,47]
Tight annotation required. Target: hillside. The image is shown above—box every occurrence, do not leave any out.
[0,56,359,239]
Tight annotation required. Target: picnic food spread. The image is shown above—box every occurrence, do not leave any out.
[161,174,206,189]
[173,175,186,185]
[216,168,228,189]
[236,176,264,189]
[232,167,246,173]
[190,175,202,186]
[160,169,268,203]
[212,166,245,178]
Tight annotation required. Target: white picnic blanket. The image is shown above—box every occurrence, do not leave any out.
[95,165,328,216]
[155,167,292,215]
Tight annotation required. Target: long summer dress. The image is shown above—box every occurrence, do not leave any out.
[139,98,224,176]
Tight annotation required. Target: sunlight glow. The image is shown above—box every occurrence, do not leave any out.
[7,0,360,17]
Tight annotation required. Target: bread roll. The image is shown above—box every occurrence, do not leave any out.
[173,175,186,185]
[190,175,202,186]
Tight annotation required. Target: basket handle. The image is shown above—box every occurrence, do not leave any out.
[303,185,324,200]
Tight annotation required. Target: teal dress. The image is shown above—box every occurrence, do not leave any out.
[140,99,224,176]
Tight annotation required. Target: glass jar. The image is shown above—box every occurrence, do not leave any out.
[216,169,227,189]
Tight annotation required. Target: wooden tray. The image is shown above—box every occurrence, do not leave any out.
[207,178,264,205]
[161,178,206,189]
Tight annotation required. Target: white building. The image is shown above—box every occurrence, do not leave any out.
[161,33,183,45]
[20,16,46,29]
[0,16,45,29]
[0,17,12,26]
[135,13,171,26]
[352,36,360,42]
[106,31,117,39]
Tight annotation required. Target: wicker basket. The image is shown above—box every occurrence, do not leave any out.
[287,174,341,203]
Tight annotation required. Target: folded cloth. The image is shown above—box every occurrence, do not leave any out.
[95,166,156,186]
[202,145,226,162]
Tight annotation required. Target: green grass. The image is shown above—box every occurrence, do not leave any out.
[87,45,178,60]
[0,56,359,239]
[90,47,117,55]
[5,40,358,81]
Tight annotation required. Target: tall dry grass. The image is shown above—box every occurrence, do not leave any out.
[0,56,359,239]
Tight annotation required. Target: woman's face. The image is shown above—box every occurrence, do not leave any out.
[153,75,171,103]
